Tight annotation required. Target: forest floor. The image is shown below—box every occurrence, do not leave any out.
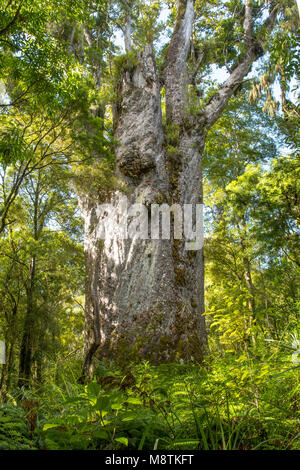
[0,344,299,450]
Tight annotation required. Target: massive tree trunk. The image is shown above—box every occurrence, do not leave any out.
[80,41,206,375]
[80,0,278,378]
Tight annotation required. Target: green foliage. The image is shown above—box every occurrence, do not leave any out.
[0,403,37,449]
[71,159,122,201]
[133,0,164,46]
[205,286,255,351]
[0,121,30,164]
[112,50,140,87]
[1,355,299,450]
[204,88,299,358]
[41,379,156,450]
[186,83,204,115]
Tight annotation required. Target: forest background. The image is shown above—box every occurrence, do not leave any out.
[0,0,299,450]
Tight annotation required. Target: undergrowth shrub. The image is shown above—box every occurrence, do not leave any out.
[0,403,38,450]
[0,345,299,450]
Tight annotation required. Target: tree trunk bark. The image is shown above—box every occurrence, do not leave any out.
[80,41,206,377]
[79,0,278,378]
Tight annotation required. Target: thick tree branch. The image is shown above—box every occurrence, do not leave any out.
[124,13,132,52]
[243,0,253,48]
[0,1,24,37]
[204,1,279,130]
[118,0,133,52]
[164,0,194,124]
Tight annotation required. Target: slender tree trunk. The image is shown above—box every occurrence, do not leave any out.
[240,217,256,347]
[18,256,36,387]
[261,272,271,333]
[18,173,41,387]
[243,253,256,348]
[1,298,18,391]
[124,14,132,52]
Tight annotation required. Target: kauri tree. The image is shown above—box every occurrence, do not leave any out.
[78,0,298,378]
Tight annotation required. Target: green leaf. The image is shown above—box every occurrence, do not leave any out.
[115,437,128,446]
[43,423,60,431]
